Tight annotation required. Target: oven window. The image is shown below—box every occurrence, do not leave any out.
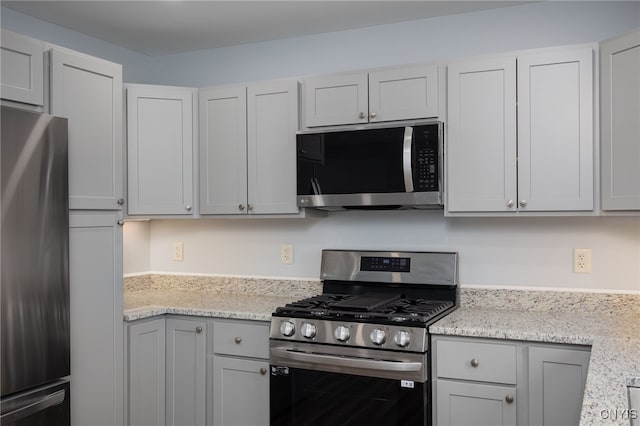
[271,368,428,426]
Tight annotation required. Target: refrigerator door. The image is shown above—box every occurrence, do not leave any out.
[0,380,70,426]
[1,106,70,396]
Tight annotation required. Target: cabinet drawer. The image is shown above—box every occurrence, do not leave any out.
[436,339,517,384]
[213,320,269,359]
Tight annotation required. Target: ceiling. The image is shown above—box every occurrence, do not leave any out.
[2,1,530,56]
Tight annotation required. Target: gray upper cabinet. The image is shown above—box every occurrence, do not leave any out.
[446,46,594,214]
[600,29,640,211]
[199,79,299,215]
[246,81,299,214]
[50,49,123,210]
[516,48,593,212]
[69,212,124,426]
[302,64,439,128]
[302,72,368,127]
[1,30,44,106]
[199,85,247,214]
[446,56,518,213]
[127,85,195,216]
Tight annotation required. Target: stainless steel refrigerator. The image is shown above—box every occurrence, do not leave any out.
[1,106,70,425]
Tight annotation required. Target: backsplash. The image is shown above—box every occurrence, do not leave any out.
[461,288,640,313]
[124,274,322,299]
[125,274,640,314]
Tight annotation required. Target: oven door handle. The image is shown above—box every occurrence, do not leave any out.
[271,347,423,372]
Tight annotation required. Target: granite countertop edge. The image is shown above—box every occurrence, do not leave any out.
[123,304,274,322]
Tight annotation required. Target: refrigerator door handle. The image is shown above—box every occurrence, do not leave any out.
[0,389,65,423]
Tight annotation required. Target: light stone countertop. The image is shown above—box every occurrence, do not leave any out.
[124,276,639,425]
[123,274,322,322]
[429,290,640,426]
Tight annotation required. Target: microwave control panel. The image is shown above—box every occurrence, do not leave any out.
[413,126,440,192]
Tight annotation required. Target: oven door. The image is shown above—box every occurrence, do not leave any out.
[270,341,430,426]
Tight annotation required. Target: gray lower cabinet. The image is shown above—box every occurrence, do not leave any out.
[528,346,590,426]
[69,212,124,426]
[128,318,166,426]
[127,316,206,426]
[436,380,517,426]
[432,335,590,426]
[211,319,270,426]
[212,357,269,426]
[126,317,268,426]
[165,318,207,426]
[434,337,518,426]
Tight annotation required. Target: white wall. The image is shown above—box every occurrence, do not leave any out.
[143,1,640,87]
[123,221,151,274]
[139,214,640,293]
[0,7,151,83]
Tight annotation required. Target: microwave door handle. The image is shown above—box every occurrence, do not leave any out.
[402,127,414,192]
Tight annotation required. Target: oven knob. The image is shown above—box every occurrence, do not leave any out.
[334,326,350,342]
[280,320,295,337]
[394,330,411,348]
[300,323,317,339]
[370,328,386,345]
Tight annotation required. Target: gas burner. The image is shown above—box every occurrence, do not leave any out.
[276,294,454,325]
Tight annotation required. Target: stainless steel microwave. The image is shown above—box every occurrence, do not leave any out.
[296,121,443,210]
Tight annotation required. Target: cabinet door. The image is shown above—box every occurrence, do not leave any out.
[436,379,516,426]
[517,48,594,211]
[601,30,640,210]
[199,86,248,214]
[446,57,517,213]
[1,30,44,105]
[51,50,123,210]
[247,80,299,214]
[368,64,439,122]
[528,346,590,426]
[212,356,269,426]
[165,318,206,426]
[128,319,166,426]
[303,72,368,127]
[69,213,123,426]
[127,86,194,215]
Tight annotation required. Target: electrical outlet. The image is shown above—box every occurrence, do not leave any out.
[280,244,293,264]
[573,248,591,273]
[173,242,184,262]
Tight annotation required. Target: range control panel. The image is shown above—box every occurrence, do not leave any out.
[360,256,411,273]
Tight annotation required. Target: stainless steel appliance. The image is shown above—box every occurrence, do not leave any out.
[296,121,443,210]
[1,106,70,425]
[269,249,458,426]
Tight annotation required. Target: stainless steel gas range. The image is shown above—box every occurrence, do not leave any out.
[269,249,459,426]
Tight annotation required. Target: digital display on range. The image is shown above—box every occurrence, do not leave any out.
[360,256,411,272]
